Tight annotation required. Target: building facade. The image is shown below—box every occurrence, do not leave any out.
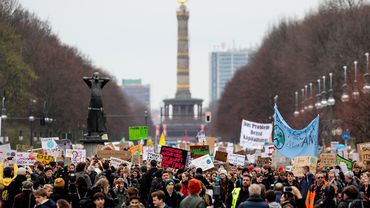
[209,49,251,103]
[122,79,150,109]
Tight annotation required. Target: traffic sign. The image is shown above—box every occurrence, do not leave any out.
[342,131,350,141]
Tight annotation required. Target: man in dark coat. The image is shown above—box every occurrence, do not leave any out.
[299,165,315,201]
[238,184,268,208]
[13,181,36,208]
[227,175,251,208]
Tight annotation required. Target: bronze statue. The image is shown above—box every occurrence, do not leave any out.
[83,72,109,136]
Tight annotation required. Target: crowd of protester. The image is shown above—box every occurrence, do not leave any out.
[0,155,369,208]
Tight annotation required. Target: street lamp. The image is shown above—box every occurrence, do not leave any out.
[300,88,305,114]
[327,73,335,106]
[315,79,322,109]
[294,91,300,117]
[341,66,350,102]
[363,52,370,93]
[321,76,328,107]
[308,83,314,110]
[1,97,7,120]
[352,61,360,100]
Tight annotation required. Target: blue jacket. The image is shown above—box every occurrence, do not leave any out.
[238,196,269,208]
[299,173,315,201]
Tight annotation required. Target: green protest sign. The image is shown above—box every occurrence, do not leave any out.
[129,126,148,141]
[190,145,209,159]
[337,154,352,171]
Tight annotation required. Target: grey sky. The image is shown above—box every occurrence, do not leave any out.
[18,0,321,110]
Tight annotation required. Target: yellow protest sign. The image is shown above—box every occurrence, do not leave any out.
[36,154,55,166]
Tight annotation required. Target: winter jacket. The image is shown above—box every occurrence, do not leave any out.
[268,202,282,208]
[164,190,182,208]
[12,190,36,208]
[0,162,18,208]
[299,172,315,201]
[238,195,269,208]
[179,194,206,208]
[34,199,57,208]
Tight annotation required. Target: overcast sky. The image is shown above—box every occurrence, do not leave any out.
[18,0,321,110]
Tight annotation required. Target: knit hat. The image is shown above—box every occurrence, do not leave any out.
[188,179,201,195]
[165,179,175,187]
[57,161,64,167]
[54,178,65,188]
[219,169,227,175]
[18,167,27,176]
[22,181,33,190]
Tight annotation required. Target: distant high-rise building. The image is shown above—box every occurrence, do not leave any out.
[209,49,251,103]
[122,79,150,109]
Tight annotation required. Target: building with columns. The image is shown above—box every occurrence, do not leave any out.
[162,0,203,141]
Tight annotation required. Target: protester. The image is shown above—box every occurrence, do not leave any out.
[227,174,251,208]
[306,171,327,208]
[33,188,57,208]
[56,199,72,208]
[163,179,181,208]
[179,179,206,208]
[152,190,171,208]
[13,180,36,208]
[238,184,268,208]
[299,166,315,201]
[338,185,360,208]
[265,190,281,208]
[180,172,191,197]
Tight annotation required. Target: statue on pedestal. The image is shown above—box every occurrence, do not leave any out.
[83,72,110,136]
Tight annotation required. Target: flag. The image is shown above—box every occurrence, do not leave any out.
[184,130,188,142]
[159,132,166,146]
[273,105,319,159]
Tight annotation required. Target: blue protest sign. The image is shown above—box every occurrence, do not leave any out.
[342,131,350,141]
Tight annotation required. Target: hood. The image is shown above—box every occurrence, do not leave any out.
[3,178,13,186]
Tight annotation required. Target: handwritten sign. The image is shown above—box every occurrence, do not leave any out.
[147,152,162,163]
[66,149,86,164]
[190,145,209,159]
[228,153,246,166]
[36,154,55,166]
[214,151,228,162]
[96,150,132,161]
[16,152,36,166]
[191,154,214,171]
[128,145,143,155]
[129,126,148,141]
[320,153,336,167]
[16,145,30,152]
[337,155,352,171]
[292,156,317,177]
[40,137,58,150]
[240,120,272,150]
[160,146,187,169]
[110,157,132,169]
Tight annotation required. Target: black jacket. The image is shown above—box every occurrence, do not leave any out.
[238,195,269,208]
[226,186,250,208]
[35,199,57,208]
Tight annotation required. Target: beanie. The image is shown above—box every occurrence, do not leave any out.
[18,167,27,176]
[219,169,227,176]
[54,178,65,188]
[188,179,201,195]
[165,179,175,187]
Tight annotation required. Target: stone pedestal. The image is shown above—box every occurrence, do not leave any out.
[81,135,105,157]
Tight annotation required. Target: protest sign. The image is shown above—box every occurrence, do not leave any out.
[147,152,162,163]
[66,149,86,164]
[256,157,271,167]
[128,145,143,155]
[206,137,216,155]
[16,144,30,152]
[273,106,319,158]
[40,137,58,150]
[263,144,275,157]
[190,145,209,159]
[96,150,131,161]
[191,154,214,171]
[240,120,272,150]
[247,154,256,164]
[36,153,55,166]
[357,142,370,152]
[361,151,370,165]
[214,151,228,162]
[320,153,336,167]
[129,126,148,141]
[0,143,11,161]
[16,152,36,166]
[160,146,188,169]
[292,156,317,177]
[336,155,352,171]
[110,157,132,169]
[227,153,245,166]
[143,146,154,160]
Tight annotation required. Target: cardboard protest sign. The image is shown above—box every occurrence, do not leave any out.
[16,145,30,152]
[160,146,187,169]
[320,153,336,167]
[357,142,370,152]
[256,157,271,167]
[16,152,36,166]
[190,145,209,159]
[336,155,352,171]
[147,152,162,163]
[206,137,216,155]
[360,152,370,166]
[36,153,55,166]
[129,126,148,141]
[96,150,131,161]
[128,145,143,155]
[240,120,272,150]
[191,154,214,171]
[247,154,256,164]
[292,156,317,177]
[40,137,58,150]
[214,151,228,162]
[228,153,246,166]
[66,149,86,164]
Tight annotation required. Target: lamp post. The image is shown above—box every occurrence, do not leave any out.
[294,91,300,117]
[29,99,36,146]
[327,73,335,144]
[341,66,350,102]
[353,61,360,100]
[363,52,370,93]
[1,97,7,142]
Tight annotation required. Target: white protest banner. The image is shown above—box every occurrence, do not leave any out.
[240,120,272,150]
[147,152,162,163]
[263,144,275,157]
[16,152,36,166]
[109,157,132,169]
[190,154,214,171]
[330,141,339,154]
[0,143,12,161]
[41,137,58,150]
[247,154,256,164]
[66,149,86,164]
[227,153,245,166]
[143,146,154,160]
